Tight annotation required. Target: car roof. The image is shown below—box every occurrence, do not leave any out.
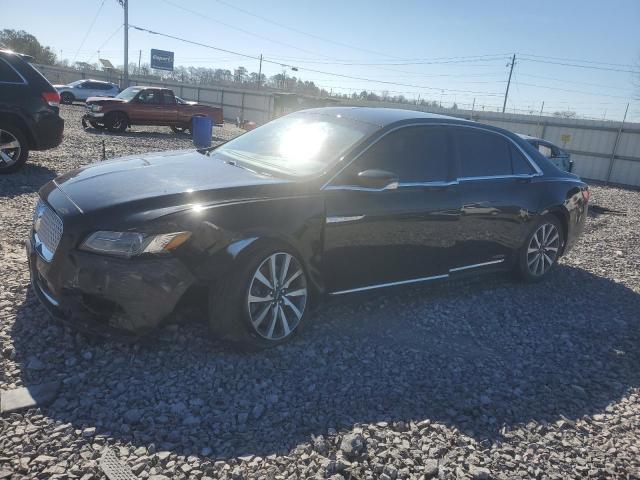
[0,49,34,61]
[294,107,471,128]
[127,86,170,91]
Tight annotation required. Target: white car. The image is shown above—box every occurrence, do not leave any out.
[54,79,120,104]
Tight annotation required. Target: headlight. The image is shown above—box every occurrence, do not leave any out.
[80,231,191,258]
[92,105,103,112]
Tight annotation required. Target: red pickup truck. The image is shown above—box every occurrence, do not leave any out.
[83,86,223,133]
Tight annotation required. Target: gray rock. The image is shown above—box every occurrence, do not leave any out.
[469,466,491,480]
[124,408,143,424]
[339,432,367,459]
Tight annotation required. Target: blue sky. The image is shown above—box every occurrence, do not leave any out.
[5,0,640,121]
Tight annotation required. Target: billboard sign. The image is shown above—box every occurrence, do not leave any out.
[150,49,174,71]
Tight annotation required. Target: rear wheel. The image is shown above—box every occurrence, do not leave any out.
[209,243,310,350]
[106,112,128,133]
[60,92,74,104]
[516,215,563,282]
[0,125,29,173]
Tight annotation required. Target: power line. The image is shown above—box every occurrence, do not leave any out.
[129,24,504,97]
[88,24,123,62]
[160,0,340,60]
[73,0,106,62]
[517,73,634,92]
[517,52,638,69]
[516,81,631,99]
[518,57,640,74]
[257,54,512,67]
[210,0,403,59]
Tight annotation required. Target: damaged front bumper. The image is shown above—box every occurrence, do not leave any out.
[26,233,195,339]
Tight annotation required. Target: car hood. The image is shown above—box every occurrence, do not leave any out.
[86,96,126,104]
[50,149,296,215]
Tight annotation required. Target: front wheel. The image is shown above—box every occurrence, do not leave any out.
[209,244,310,350]
[0,125,29,173]
[516,215,563,282]
[106,112,128,133]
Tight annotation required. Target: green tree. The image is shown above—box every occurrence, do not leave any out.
[0,29,56,64]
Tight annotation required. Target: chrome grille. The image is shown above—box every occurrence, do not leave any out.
[33,199,63,261]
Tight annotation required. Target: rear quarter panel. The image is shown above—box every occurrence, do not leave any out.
[538,177,588,255]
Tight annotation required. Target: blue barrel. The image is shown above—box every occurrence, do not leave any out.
[192,116,213,148]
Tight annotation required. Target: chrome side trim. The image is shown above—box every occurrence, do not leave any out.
[326,215,365,224]
[449,259,505,272]
[321,122,543,190]
[329,274,449,295]
[399,180,460,187]
[329,259,508,295]
[458,174,538,182]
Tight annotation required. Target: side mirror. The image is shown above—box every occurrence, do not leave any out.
[356,169,399,190]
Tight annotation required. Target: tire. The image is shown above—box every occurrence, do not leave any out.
[106,112,128,133]
[88,120,105,129]
[208,241,311,350]
[0,124,29,174]
[60,92,74,105]
[515,214,564,282]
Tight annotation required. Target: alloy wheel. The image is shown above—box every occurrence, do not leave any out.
[247,252,307,340]
[0,129,21,168]
[526,223,560,276]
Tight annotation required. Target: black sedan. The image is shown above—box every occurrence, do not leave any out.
[27,107,589,349]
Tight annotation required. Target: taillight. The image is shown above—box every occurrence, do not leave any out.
[42,91,60,107]
[582,188,590,203]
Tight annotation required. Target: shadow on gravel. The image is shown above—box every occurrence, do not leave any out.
[9,264,640,460]
[0,164,56,197]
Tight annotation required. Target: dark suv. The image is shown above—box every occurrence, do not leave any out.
[0,50,64,173]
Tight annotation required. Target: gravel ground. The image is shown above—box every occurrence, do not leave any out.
[1,105,639,479]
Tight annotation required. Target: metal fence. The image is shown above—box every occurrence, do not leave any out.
[35,64,640,188]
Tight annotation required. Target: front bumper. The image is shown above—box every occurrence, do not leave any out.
[26,232,195,338]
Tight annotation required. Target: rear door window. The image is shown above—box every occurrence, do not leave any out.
[0,58,24,83]
[511,145,536,175]
[454,128,512,178]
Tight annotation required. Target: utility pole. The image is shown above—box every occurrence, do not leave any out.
[257,54,263,89]
[502,53,516,113]
[137,49,141,76]
[470,97,475,120]
[123,0,129,88]
[606,102,629,184]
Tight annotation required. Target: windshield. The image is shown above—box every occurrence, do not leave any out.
[213,113,376,176]
[116,86,143,101]
[67,80,84,87]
